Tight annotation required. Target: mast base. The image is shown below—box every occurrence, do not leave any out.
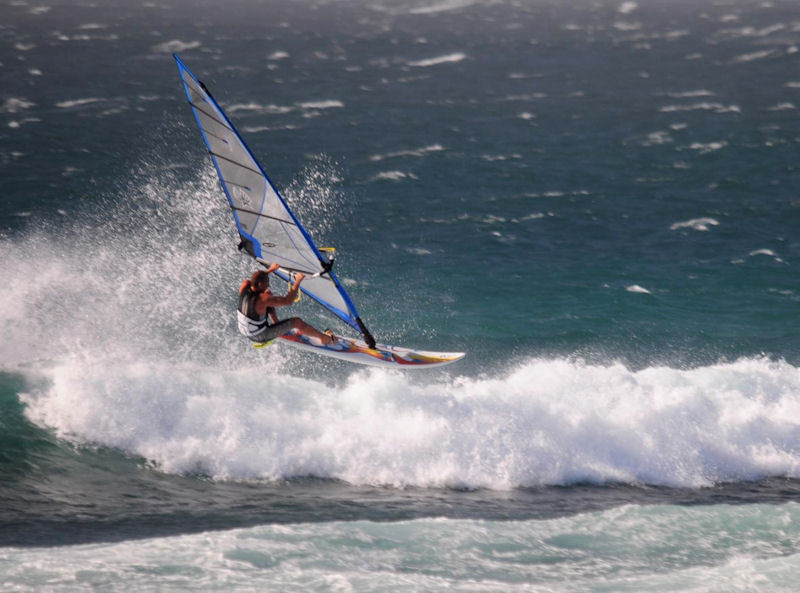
[356,317,377,349]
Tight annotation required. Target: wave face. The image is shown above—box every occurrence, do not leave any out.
[19,356,800,489]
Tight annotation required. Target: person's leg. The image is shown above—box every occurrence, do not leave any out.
[252,318,294,343]
[286,317,335,345]
[253,317,335,345]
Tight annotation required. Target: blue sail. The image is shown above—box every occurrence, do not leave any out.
[174,54,365,334]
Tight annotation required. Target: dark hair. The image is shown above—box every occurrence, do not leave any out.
[250,270,270,288]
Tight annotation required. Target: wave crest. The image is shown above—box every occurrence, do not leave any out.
[21,356,800,489]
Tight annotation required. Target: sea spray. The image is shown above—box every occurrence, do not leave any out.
[0,153,351,371]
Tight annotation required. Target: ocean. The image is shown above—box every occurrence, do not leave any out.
[1,0,799,590]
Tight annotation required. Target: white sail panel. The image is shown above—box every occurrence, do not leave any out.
[175,55,361,330]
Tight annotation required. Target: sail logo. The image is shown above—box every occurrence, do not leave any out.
[233,186,251,207]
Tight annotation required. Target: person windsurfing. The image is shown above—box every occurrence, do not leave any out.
[237,263,336,346]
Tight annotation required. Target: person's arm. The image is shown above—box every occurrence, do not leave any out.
[262,273,304,308]
[290,273,304,293]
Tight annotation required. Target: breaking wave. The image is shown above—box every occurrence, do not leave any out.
[19,355,800,489]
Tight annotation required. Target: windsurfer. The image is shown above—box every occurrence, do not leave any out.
[237,263,336,345]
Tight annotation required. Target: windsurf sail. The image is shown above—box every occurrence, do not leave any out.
[174,54,376,348]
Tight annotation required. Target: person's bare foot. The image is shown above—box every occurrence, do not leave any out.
[323,329,336,346]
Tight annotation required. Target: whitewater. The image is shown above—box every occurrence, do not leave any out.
[15,355,800,489]
[3,505,800,592]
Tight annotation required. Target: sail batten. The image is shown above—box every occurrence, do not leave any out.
[210,152,264,176]
[221,180,252,192]
[174,54,365,334]
[230,205,296,226]
[188,102,233,131]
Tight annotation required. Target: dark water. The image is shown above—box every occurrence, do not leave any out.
[1,0,799,589]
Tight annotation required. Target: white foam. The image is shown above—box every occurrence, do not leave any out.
[625,284,651,294]
[686,141,728,154]
[409,0,477,14]
[719,24,786,38]
[297,100,344,110]
[226,102,293,115]
[618,2,638,14]
[227,100,343,118]
[0,98,36,113]
[748,249,784,263]
[665,29,690,41]
[55,97,102,109]
[642,130,672,145]
[369,145,444,162]
[19,356,800,489]
[408,53,467,67]
[504,92,548,101]
[151,40,201,53]
[613,21,642,32]
[481,153,522,162]
[525,190,574,199]
[518,212,546,221]
[660,103,741,114]
[8,118,40,128]
[670,217,720,231]
[732,50,777,63]
[241,124,298,133]
[667,90,715,98]
[370,171,418,181]
[768,103,795,111]
[3,505,799,592]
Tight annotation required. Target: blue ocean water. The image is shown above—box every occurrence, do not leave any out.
[1,0,799,590]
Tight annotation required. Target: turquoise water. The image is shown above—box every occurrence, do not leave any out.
[1,0,799,590]
[4,505,800,592]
